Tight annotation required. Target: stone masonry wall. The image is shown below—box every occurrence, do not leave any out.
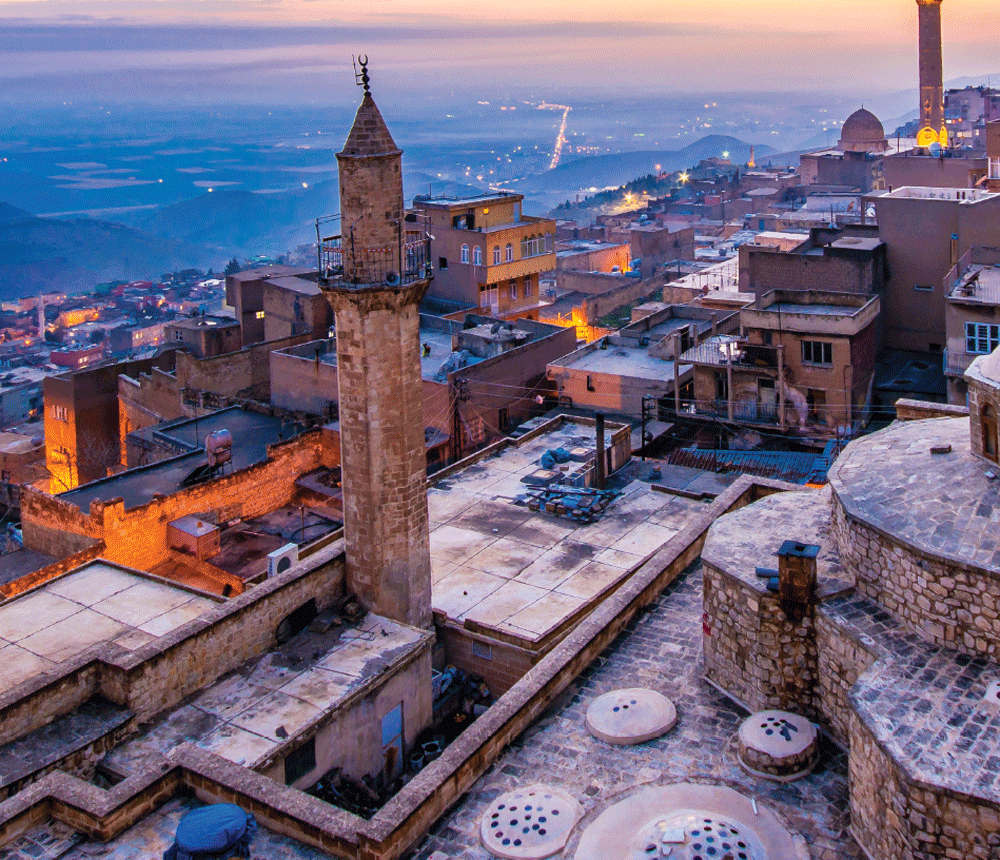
[814,611,876,747]
[702,561,818,718]
[849,709,1000,860]
[832,497,1000,661]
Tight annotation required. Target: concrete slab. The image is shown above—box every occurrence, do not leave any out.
[230,690,321,741]
[195,722,278,767]
[246,653,303,691]
[503,591,585,639]
[0,591,83,643]
[584,688,677,745]
[93,580,198,627]
[515,549,589,591]
[464,538,546,579]
[609,522,678,557]
[462,580,549,627]
[191,674,277,721]
[449,500,533,537]
[431,557,458,584]
[113,629,157,651]
[17,609,127,663]
[594,547,646,570]
[433,567,507,620]
[429,525,499,564]
[505,516,575,549]
[553,562,625,602]
[0,643,56,688]
[45,564,137,604]
[277,666,355,709]
[137,598,214,637]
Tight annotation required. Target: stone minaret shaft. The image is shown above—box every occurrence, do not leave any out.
[917,0,946,148]
[324,91,432,629]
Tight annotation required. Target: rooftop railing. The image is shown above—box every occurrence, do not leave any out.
[316,216,432,289]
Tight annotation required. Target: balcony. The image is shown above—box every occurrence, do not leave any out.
[944,348,982,376]
[317,219,432,289]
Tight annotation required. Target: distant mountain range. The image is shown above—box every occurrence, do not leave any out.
[513,136,776,194]
[0,203,213,300]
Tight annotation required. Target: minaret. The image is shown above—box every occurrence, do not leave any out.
[320,61,433,629]
[916,0,947,149]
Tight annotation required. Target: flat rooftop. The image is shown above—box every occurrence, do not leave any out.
[267,275,322,295]
[876,186,999,203]
[60,407,298,512]
[428,421,708,645]
[765,301,864,316]
[950,263,1000,304]
[0,561,218,692]
[104,612,425,775]
[549,338,687,382]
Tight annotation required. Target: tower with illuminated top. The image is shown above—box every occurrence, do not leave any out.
[320,61,433,629]
[916,0,947,149]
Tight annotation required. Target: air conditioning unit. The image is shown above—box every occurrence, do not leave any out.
[267,543,299,578]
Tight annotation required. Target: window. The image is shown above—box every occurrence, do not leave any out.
[284,737,316,785]
[174,330,184,341]
[520,236,547,258]
[255,310,265,320]
[807,389,827,422]
[991,157,1000,181]
[801,340,833,365]
[509,281,517,301]
[473,246,482,266]
[51,405,69,422]
[461,244,469,264]
[983,404,999,462]
[966,322,1000,355]
[438,256,448,271]
[493,245,501,265]
[914,283,933,292]
[524,278,532,297]
[505,243,513,262]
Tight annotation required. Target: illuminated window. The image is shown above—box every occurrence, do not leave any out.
[966,322,1000,354]
[493,246,501,265]
[51,405,69,422]
[801,340,832,365]
[461,244,469,264]
[255,310,265,320]
[473,246,482,265]
[505,243,513,262]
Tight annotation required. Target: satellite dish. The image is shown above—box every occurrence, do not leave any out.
[928,142,942,157]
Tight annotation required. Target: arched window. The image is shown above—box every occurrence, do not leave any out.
[493,246,501,265]
[461,244,469,264]
[983,404,998,462]
[505,242,513,262]
[473,246,482,266]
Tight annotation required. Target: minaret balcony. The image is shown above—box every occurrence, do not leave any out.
[317,221,432,289]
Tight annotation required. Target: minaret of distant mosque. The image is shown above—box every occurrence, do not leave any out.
[916,0,947,149]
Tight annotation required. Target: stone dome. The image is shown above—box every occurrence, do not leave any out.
[838,107,889,153]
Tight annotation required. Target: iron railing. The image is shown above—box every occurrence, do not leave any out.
[316,215,432,289]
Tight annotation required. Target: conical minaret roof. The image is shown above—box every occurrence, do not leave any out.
[338,93,401,159]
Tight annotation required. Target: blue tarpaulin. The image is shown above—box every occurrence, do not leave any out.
[163,804,256,860]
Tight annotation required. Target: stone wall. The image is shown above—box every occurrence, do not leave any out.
[894,397,969,421]
[20,490,103,559]
[702,563,819,717]
[22,428,336,574]
[813,610,875,746]
[849,709,1000,860]
[832,497,1000,661]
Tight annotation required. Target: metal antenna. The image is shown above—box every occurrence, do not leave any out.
[353,55,371,95]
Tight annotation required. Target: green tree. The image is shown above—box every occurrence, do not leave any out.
[224,257,241,276]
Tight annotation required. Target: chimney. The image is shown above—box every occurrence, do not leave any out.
[777,541,820,623]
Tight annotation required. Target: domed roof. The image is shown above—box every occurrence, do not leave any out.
[838,108,888,153]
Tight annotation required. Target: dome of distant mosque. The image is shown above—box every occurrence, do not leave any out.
[838,108,889,153]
